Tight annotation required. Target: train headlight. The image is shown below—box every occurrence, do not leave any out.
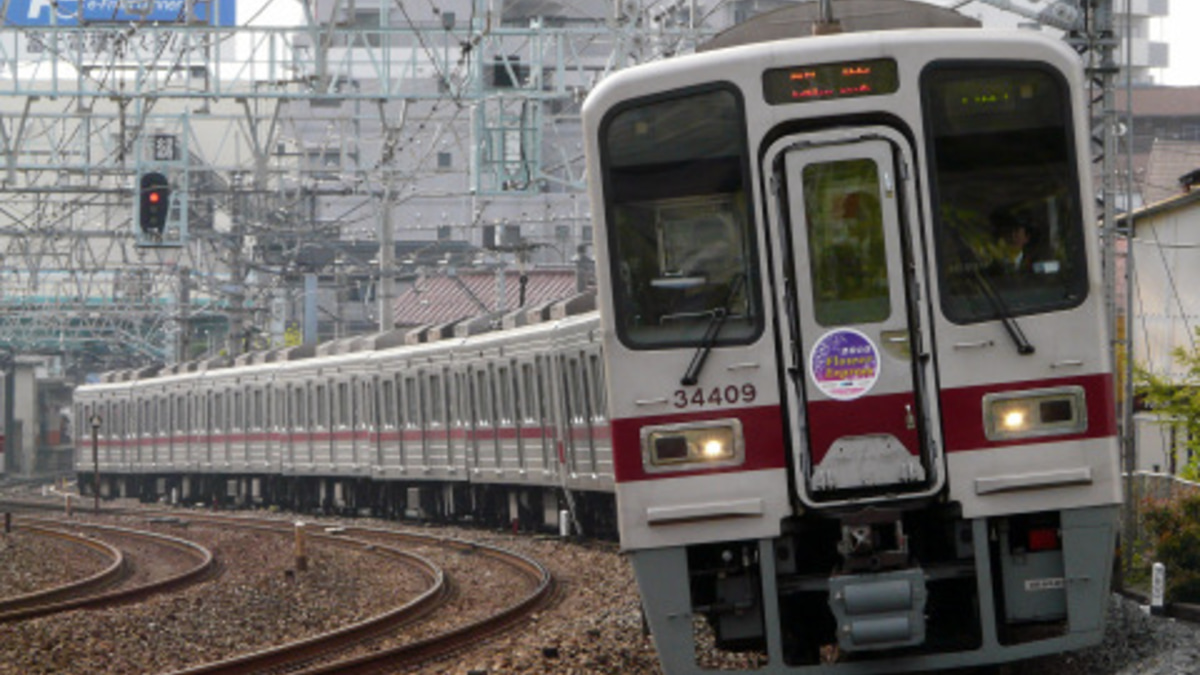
[983,386,1086,441]
[641,419,744,471]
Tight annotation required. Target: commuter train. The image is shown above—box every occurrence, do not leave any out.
[582,28,1120,673]
[73,25,1122,675]
[73,304,616,533]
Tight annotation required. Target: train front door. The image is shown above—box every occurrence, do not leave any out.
[766,127,943,505]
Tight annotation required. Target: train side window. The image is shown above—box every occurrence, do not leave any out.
[382,379,396,428]
[293,388,306,429]
[589,353,608,422]
[429,373,444,426]
[351,380,361,428]
[404,377,419,428]
[253,388,264,431]
[568,357,586,423]
[521,363,537,425]
[601,85,760,349]
[364,379,371,428]
[358,379,368,428]
[442,368,455,428]
[497,364,513,425]
[316,385,327,429]
[475,368,493,426]
[334,381,346,428]
[511,361,526,428]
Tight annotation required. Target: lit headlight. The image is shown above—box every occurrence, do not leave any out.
[641,419,744,471]
[983,386,1087,441]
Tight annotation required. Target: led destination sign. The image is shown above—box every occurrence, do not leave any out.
[763,58,899,105]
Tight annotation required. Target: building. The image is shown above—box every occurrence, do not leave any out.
[1125,182,1200,473]
[946,0,1169,85]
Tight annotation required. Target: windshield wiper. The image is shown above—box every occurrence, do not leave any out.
[681,273,746,386]
[949,230,1035,355]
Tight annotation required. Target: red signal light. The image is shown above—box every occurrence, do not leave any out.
[149,192,161,204]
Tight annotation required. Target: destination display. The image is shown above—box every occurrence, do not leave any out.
[763,58,899,105]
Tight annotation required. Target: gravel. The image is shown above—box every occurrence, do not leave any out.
[3,496,1199,675]
[1020,595,1200,675]
[0,517,430,674]
[0,530,110,598]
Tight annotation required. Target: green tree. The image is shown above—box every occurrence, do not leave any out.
[1136,339,1200,481]
[1143,493,1200,602]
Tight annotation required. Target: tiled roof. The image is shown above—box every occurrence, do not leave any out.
[1142,140,1200,205]
[391,268,580,328]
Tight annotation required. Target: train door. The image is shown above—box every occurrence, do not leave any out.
[766,127,943,505]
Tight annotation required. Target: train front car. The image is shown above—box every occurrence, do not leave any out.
[583,29,1120,673]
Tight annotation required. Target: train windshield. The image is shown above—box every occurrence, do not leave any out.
[923,65,1088,323]
[601,86,759,349]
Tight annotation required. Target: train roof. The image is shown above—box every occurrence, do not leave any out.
[698,0,980,53]
[76,291,599,394]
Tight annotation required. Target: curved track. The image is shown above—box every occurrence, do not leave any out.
[0,525,125,619]
[0,517,215,623]
[155,514,555,675]
[2,498,558,672]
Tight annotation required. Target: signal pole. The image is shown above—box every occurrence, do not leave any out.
[89,414,102,514]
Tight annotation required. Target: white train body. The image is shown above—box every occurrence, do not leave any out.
[583,29,1121,672]
[74,309,613,528]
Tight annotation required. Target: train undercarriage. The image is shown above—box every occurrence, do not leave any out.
[632,504,1117,673]
[77,472,618,537]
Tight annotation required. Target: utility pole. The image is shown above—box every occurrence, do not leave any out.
[378,175,396,333]
[1084,0,1137,569]
[228,173,248,358]
[176,267,191,362]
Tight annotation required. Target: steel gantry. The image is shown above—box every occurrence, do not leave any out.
[0,0,714,375]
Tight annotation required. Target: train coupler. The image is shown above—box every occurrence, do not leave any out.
[837,508,910,572]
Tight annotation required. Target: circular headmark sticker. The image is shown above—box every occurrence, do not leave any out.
[808,328,880,401]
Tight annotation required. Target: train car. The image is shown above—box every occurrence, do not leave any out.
[72,300,614,532]
[583,28,1121,672]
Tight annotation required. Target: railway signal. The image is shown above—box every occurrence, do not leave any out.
[138,172,171,235]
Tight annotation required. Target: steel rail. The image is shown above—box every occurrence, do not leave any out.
[282,525,558,675]
[0,524,126,617]
[0,518,215,623]
[161,519,448,675]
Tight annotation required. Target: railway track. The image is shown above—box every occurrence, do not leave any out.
[0,499,557,674]
[151,513,557,675]
[0,517,215,623]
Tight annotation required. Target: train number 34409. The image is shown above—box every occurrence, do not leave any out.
[673,384,757,409]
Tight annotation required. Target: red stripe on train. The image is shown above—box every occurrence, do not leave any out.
[938,372,1116,452]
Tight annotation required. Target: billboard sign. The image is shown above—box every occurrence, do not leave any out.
[6,0,236,26]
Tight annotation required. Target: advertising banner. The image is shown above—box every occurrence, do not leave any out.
[5,0,236,26]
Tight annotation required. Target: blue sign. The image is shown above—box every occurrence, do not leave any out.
[6,0,236,26]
